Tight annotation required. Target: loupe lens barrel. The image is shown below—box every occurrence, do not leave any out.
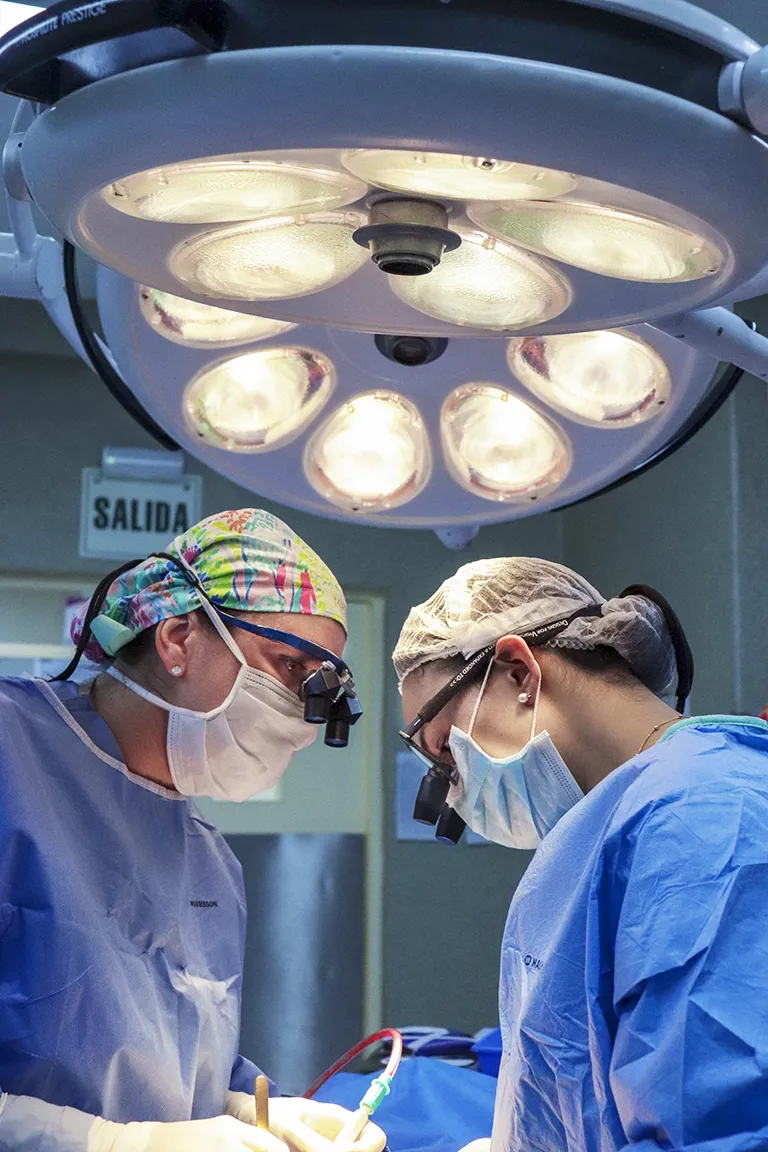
[413,770,450,825]
[435,805,466,844]
[324,718,350,747]
[304,694,332,723]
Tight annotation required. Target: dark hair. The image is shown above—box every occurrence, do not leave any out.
[553,644,642,690]
[115,623,160,670]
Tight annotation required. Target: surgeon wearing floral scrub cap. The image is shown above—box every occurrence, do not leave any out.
[0,509,385,1152]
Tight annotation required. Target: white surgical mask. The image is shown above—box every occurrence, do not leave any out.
[108,598,317,801]
[447,659,583,848]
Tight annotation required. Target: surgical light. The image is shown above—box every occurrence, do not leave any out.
[0,0,765,534]
[389,231,571,330]
[441,385,571,501]
[139,287,296,348]
[170,212,368,301]
[507,330,671,427]
[341,149,577,201]
[304,391,431,511]
[103,157,366,223]
[184,346,334,452]
[471,201,724,284]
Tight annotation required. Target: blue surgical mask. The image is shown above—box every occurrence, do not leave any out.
[447,659,583,848]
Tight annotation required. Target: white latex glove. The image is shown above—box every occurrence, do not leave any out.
[87,1114,292,1152]
[459,1140,491,1152]
[226,1094,387,1152]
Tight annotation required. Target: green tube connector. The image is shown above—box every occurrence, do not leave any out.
[359,1072,393,1115]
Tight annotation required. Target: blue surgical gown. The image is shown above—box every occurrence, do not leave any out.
[495,715,768,1152]
[0,675,266,1128]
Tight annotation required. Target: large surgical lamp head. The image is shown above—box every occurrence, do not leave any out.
[0,0,768,545]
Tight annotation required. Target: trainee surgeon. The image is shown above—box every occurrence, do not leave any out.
[394,556,768,1151]
[0,508,385,1152]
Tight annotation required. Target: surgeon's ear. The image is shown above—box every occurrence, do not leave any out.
[154,612,204,677]
[494,634,541,698]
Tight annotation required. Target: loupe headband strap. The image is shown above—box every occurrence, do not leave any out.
[214,610,349,676]
[406,603,604,737]
[154,551,351,678]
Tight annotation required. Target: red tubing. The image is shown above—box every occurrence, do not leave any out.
[304,1028,404,1100]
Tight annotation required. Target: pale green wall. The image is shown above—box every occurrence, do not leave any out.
[563,396,737,716]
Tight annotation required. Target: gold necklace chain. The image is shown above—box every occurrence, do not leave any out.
[636,715,681,756]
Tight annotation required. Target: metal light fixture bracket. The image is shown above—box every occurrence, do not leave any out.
[353,199,461,276]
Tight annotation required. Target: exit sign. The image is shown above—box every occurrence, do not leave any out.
[80,469,202,560]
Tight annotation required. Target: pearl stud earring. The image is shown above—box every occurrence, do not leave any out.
[518,691,531,704]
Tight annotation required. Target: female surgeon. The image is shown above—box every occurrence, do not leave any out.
[395,556,768,1152]
[0,508,385,1152]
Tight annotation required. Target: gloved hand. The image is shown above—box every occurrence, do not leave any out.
[226,1094,386,1152]
[88,1114,292,1152]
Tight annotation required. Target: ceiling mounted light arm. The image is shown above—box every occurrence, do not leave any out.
[0,101,175,448]
[0,97,89,359]
[0,225,74,358]
[0,0,228,103]
[0,223,180,440]
[719,45,768,136]
[3,97,35,258]
[653,307,768,381]
[0,223,178,448]
[0,229,40,295]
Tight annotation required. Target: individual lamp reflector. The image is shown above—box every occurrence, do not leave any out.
[507,330,671,427]
[304,391,431,511]
[184,346,334,452]
[470,200,724,283]
[170,212,368,301]
[342,149,576,201]
[139,287,296,348]
[441,384,571,501]
[103,157,366,223]
[390,231,571,330]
